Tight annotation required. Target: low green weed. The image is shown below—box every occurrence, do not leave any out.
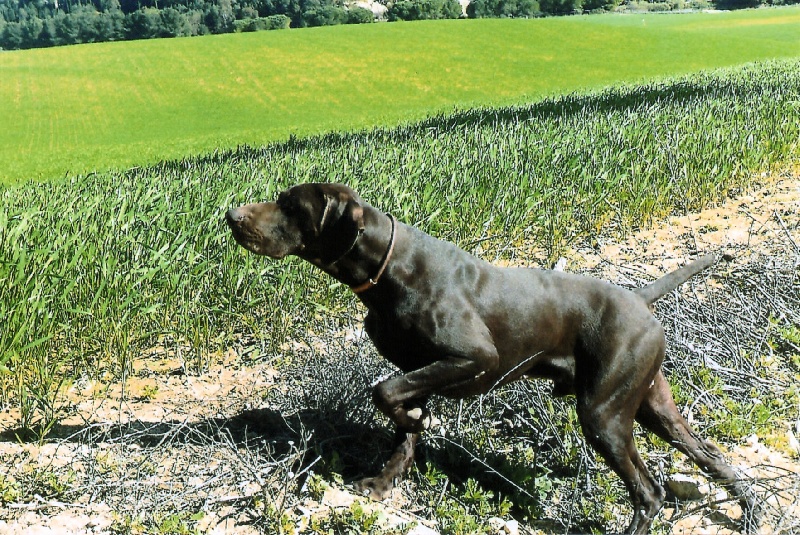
[308,501,387,534]
[111,511,205,535]
[0,475,21,504]
[18,466,76,502]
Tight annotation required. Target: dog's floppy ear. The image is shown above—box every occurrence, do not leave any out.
[319,191,364,234]
[318,192,344,235]
[316,191,365,264]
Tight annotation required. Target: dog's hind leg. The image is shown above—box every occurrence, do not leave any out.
[577,393,666,535]
[573,329,670,534]
[353,429,419,500]
[636,371,760,533]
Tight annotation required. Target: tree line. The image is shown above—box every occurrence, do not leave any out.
[0,0,795,50]
[0,0,334,49]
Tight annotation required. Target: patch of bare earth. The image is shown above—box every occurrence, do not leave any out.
[1,174,798,534]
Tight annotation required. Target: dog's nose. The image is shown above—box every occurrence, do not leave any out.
[225,208,244,226]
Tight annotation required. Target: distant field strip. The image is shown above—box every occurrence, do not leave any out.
[1,7,800,183]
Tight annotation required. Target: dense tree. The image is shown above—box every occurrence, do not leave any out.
[582,0,617,11]
[346,5,373,22]
[20,15,43,43]
[715,0,759,7]
[2,0,795,50]
[54,10,81,43]
[160,6,190,36]
[125,8,163,39]
[1,20,24,48]
[204,0,234,33]
[538,0,581,13]
[233,13,290,30]
[301,4,346,26]
[467,0,539,17]
[388,0,461,20]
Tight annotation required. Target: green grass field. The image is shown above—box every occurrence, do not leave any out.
[2,6,800,184]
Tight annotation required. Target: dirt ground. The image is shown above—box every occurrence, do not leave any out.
[1,173,798,534]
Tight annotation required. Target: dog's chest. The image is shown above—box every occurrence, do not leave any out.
[363,305,450,372]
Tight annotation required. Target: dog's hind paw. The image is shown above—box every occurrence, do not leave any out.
[353,476,393,501]
[406,407,423,420]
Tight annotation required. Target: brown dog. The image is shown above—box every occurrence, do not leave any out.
[226,182,757,534]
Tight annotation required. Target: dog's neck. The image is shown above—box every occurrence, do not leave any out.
[305,207,397,291]
[350,214,396,294]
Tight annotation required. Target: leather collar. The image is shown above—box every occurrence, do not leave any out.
[350,214,397,294]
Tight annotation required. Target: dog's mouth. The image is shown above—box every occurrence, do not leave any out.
[226,211,263,254]
[225,211,289,259]
[229,229,274,257]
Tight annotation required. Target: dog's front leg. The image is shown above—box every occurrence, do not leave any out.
[355,355,496,500]
[373,355,494,430]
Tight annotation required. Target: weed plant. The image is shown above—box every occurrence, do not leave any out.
[1,59,799,440]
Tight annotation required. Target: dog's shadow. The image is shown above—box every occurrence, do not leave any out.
[1,404,585,529]
[1,405,389,478]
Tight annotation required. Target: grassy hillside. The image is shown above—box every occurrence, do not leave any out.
[2,59,799,532]
[3,57,799,420]
[2,7,800,184]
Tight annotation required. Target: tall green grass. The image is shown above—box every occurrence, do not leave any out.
[2,7,800,184]
[1,59,799,433]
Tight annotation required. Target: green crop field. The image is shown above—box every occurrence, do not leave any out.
[3,57,800,420]
[1,6,800,184]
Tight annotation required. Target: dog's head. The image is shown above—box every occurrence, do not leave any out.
[226,183,365,265]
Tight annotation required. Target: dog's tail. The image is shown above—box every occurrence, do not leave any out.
[635,254,719,305]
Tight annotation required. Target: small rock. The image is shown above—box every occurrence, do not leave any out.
[486,517,518,535]
[709,489,727,510]
[407,408,423,420]
[504,519,520,535]
[407,523,439,535]
[488,517,505,532]
[322,486,355,508]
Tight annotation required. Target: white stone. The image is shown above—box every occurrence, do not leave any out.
[407,408,423,420]
[504,519,520,535]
